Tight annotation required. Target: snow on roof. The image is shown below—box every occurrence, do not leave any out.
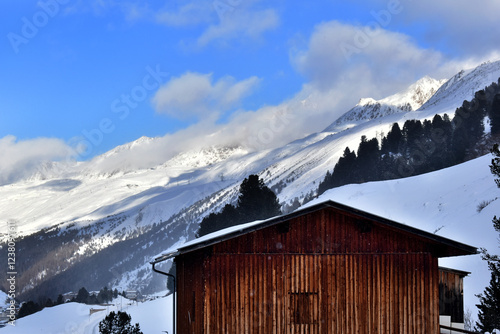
[151,218,270,263]
[151,199,477,264]
[151,199,355,264]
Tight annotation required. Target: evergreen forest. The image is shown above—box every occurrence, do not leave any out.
[318,78,500,195]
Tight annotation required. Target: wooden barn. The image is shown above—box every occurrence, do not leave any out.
[152,200,477,334]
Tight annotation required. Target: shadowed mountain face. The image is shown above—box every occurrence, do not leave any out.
[30,179,82,192]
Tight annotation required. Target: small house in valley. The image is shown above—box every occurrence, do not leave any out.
[152,200,477,334]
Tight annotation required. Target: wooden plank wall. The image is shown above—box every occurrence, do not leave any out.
[176,207,445,333]
[439,270,465,323]
[200,253,439,334]
[211,209,440,257]
[176,253,205,334]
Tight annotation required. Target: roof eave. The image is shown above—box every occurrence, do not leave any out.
[150,251,180,264]
[154,200,478,261]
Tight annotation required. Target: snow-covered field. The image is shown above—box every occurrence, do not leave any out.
[1,294,173,334]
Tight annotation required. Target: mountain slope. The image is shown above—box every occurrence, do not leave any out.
[324,76,446,132]
[420,60,500,113]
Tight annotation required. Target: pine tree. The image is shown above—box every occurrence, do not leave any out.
[76,287,90,304]
[98,311,143,334]
[450,121,468,164]
[402,119,424,160]
[237,174,281,223]
[476,264,500,332]
[491,94,500,135]
[323,147,357,191]
[197,175,281,237]
[196,212,221,237]
[429,114,453,170]
[356,136,380,182]
[475,145,500,331]
[491,144,500,188]
[467,91,487,144]
[381,122,403,154]
[56,294,64,305]
[17,301,42,318]
[334,147,357,186]
[318,170,333,195]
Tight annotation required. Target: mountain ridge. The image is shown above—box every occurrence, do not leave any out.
[323,76,447,132]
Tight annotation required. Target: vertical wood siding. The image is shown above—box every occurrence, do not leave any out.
[197,253,439,333]
[176,252,205,334]
[439,270,465,323]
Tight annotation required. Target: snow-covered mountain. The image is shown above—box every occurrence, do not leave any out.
[420,60,500,113]
[324,76,446,132]
[1,60,500,307]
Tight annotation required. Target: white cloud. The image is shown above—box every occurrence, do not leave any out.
[153,0,279,48]
[66,0,279,47]
[363,0,500,58]
[291,20,500,104]
[89,81,351,175]
[152,72,260,119]
[86,116,226,173]
[292,21,448,96]
[196,7,279,47]
[0,136,75,185]
[155,2,213,27]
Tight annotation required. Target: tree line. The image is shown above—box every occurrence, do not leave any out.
[17,286,119,319]
[318,78,500,195]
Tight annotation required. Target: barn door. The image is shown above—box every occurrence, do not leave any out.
[284,255,322,333]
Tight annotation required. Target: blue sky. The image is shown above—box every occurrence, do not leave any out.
[1,0,500,178]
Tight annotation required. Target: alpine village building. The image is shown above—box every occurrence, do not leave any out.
[152,200,477,334]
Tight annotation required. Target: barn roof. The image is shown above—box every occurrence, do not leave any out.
[151,200,477,264]
[438,266,471,277]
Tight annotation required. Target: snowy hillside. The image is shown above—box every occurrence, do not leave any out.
[324,76,446,132]
[307,154,499,315]
[1,295,173,333]
[1,60,500,302]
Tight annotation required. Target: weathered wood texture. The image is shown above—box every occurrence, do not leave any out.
[439,268,465,323]
[199,253,439,334]
[210,209,445,256]
[176,251,205,334]
[176,207,445,333]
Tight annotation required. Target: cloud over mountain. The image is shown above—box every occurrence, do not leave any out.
[0,136,74,185]
[152,72,260,120]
